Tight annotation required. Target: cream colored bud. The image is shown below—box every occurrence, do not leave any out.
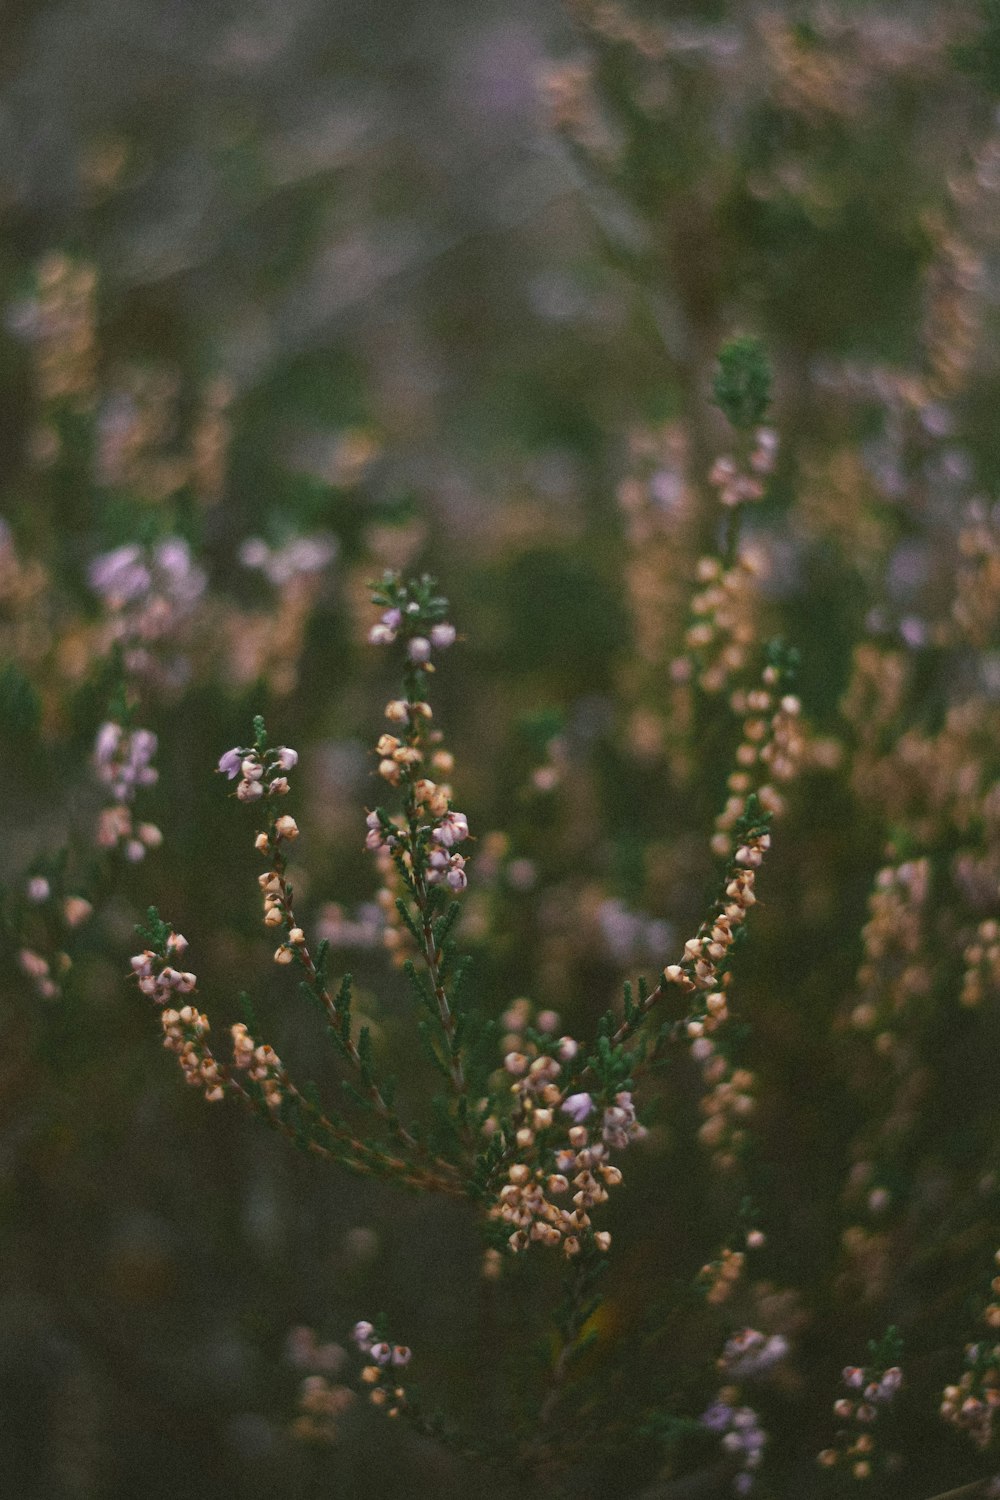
[274,945,295,965]
[289,927,305,945]
[274,815,299,840]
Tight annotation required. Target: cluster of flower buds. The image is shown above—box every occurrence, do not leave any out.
[93,721,163,860]
[426,808,470,890]
[257,866,305,968]
[676,554,760,696]
[88,538,207,669]
[159,1006,225,1102]
[598,1090,647,1150]
[369,609,456,661]
[218,741,298,804]
[18,946,68,1001]
[697,1061,756,1173]
[661,813,770,1169]
[849,859,930,1042]
[230,1023,285,1111]
[961,918,1000,1008]
[240,532,337,589]
[941,1254,1000,1449]
[11,251,96,410]
[941,1346,1000,1449]
[130,932,197,1005]
[17,885,92,1000]
[718,1329,789,1380]
[699,1247,747,1307]
[485,1000,650,1257]
[373,716,456,792]
[491,1154,615,1260]
[708,427,778,509]
[818,1360,903,1479]
[351,1322,411,1418]
[291,1376,355,1445]
[712,672,804,856]
[666,885,756,1001]
[701,1393,767,1495]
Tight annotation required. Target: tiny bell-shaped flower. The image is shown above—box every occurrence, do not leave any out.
[562,1092,595,1124]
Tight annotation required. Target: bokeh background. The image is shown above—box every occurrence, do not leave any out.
[4,1,1000,1496]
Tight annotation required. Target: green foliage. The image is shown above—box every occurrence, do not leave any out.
[0,660,41,740]
[713,336,773,431]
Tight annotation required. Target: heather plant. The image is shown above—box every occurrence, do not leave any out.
[8,4,1000,1499]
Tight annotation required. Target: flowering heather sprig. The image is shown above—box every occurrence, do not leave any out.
[133,568,796,1483]
[941,1250,1000,1449]
[93,719,163,862]
[961,918,1000,1009]
[217,715,464,1185]
[285,1328,353,1444]
[88,537,207,674]
[676,552,761,698]
[718,1329,789,1381]
[817,1330,904,1480]
[700,1393,768,1496]
[13,870,95,1001]
[712,645,804,855]
[130,907,459,1192]
[363,572,471,1103]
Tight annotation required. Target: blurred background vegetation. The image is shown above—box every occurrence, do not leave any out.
[4,1,1000,1496]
